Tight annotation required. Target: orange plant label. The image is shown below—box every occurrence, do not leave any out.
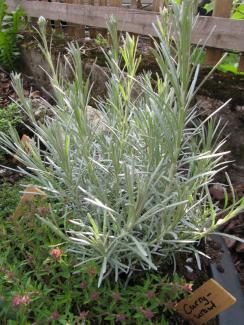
[175,279,236,325]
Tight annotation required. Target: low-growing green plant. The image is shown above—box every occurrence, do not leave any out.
[0,103,20,134]
[95,33,109,47]
[0,103,20,162]
[1,0,244,287]
[0,0,25,70]
[0,182,190,324]
[0,181,21,220]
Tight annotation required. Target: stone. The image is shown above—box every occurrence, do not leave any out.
[19,97,53,125]
[209,183,225,201]
[236,243,244,253]
[86,105,108,134]
[84,63,143,104]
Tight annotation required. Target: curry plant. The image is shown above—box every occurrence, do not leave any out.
[0,0,244,287]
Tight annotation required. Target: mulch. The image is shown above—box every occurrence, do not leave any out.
[0,69,40,108]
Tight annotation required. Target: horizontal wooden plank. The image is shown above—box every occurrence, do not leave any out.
[7,0,244,52]
[192,16,244,52]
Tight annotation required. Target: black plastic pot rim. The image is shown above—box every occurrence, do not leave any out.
[209,235,244,325]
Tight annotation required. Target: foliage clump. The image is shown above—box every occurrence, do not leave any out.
[0,103,20,162]
[0,0,25,70]
[0,182,190,324]
[0,181,21,220]
[0,103,20,134]
[0,0,244,288]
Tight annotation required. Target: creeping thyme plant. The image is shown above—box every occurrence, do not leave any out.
[1,0,244,289]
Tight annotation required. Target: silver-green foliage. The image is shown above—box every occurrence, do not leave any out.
[1,1,244,286]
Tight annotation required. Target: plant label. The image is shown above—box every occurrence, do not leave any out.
[175,279,236,325]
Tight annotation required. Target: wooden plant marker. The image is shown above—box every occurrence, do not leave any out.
[13,185,47,219]
[175,279,236,325]
[205,0,233,66]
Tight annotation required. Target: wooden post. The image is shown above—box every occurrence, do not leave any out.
[129,0,140,39]
[96,0,108,38]
[109,0,121,6]
[89,0,97,38]
[238,53,244,72]
[130,0,141,9]
[41,0,55,33]
[152,0,164,12]
[151,0,164,46]
[49,0,67,33]
[30,0,39,29]
[205,0,233,66]
[64,0,85,39]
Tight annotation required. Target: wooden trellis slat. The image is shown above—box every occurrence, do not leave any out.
[6,0,244,53]
[205,0,233,66]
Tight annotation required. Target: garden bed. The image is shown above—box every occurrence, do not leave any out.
[1,2,244,323]
[1,49,244,325]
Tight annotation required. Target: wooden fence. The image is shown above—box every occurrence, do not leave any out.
[7,0,244,71]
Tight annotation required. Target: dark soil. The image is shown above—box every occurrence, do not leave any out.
[195,70,244,293]
[0,69,41,107]
[198,69,244,107]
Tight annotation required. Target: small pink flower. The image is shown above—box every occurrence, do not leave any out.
[27,255,34,263]
[7,271,14,281]
[12,296,22,307]
[116,313,126,322]
[80,281,88,289]
[50,311,60,320]
[21,295,30,305]
[12,295,31,308]
[49,248,62,261]
[112,292,121,302]
[146,291,156,300]
[80,311,89,320]
[141,308,154,320]
[91,291,100,301]
[182,284,192,293]
[37,206,50,217]
[86,266,97,277]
